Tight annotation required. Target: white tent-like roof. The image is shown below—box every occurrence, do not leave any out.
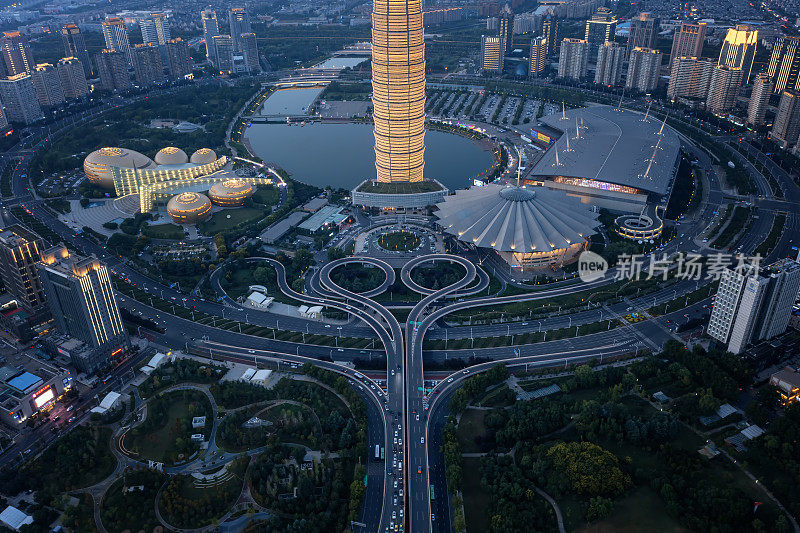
[0,506,32,531]
[435,184,600,253]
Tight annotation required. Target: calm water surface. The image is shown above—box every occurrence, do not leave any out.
[245,122,493,191]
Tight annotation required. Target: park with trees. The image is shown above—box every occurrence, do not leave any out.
[442,351,793,533]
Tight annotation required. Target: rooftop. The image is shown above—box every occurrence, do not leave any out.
[435,184,600,253]
[355,180,445,194]
[530,105,681,196]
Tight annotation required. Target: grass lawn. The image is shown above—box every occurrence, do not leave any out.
[463,457,490,533]
[575,486,689,533]
[198,207,266,235]
[356,180,443,193]
[126,391,212,464]
[252,186,280,206]
[378,231,421,252]
[476,384,514,407]
[143,223,185,240]
[456,408,489,454]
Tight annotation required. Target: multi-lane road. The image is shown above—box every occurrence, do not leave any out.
[2,81,799,532]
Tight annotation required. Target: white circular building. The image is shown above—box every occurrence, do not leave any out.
[154,146,189,166]
[208,179,254,207]
[435,184,600,270]
[166,192,212,224]
[83,147,156,189]
[190,148,217,165]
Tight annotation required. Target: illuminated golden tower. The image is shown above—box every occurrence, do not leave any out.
[371,0,426,183]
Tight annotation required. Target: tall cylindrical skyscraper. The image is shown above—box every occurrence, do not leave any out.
[372,0,426,183]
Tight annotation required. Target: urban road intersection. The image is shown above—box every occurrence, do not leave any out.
[1,92,799,532]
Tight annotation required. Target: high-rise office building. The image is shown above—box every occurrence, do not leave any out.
[211,35,233,73]
[669,22,706,68]
[627,13,659,59]
[0,225,47,315]
[706,65,743,114]
[0,74,43,124]
[0,106,8,132]
[165,38,192,79]
[529,36,547,77]
[60,24,92,77]
[542,15,559,57]
[481,35,504,72]
[0,31,35,76]
[584,7,616,61]
[718,24,758,84]
[767,35,800,94]
[594,41,624,85]
[371,0,426,183]
[201,9,220,62]
[102,17,132,65]
[38,246,129,373]
[708,260,800,354]
[770,90,800,147]
[131,43,165,87]
[229,7,252,52]
[57,57,88,99]
[558,38,588,80]
[31,63,65,107]
[140,13,170,46]
[95,49,132,92]
[667,56,714,100]
[240,33,260,73]
[626,47,662,93]
[498,4,514,54]
[747,72,772,126]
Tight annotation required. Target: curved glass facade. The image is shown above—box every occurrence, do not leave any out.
[372,0,426,183]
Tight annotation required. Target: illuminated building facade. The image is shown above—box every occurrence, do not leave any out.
[83,146,227,212]
[498,4,514,54]
[57,57,89,99]
[0,74,43,125]
[37,246,129,373]
[767,36,800,94]
[0,363,71,425]
[0,225,47,315]
[140,13,170,46]
[627,13,659,59]
[371,0,426,183]
[0,31,34,76]
[542,15,559,57]
[482,36,504,73]
[584,7,616,61]
[529,36,547,77]
[166,192,212,223]
[209,179,254,206]
[201,9,220,61]
[61,24,92,77]
[669,22,706,69]
[102,17,133,65]
[718,24,757,84]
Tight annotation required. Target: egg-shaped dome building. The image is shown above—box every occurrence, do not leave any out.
[154,146,189,166]
[166,192,212,224]
[190,148,217,165]
[208,179,254,207]
[83,147,156,189]
[435,184,600,270]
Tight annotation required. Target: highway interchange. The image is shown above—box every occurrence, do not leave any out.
[0,83,797,532]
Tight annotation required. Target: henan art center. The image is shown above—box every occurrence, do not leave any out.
[371,0,426,183]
